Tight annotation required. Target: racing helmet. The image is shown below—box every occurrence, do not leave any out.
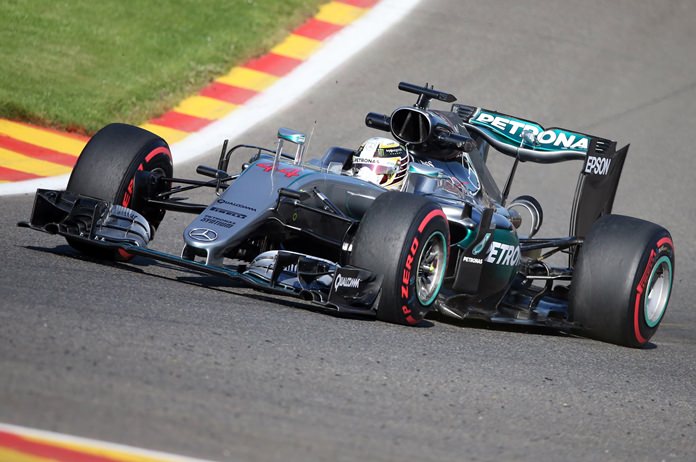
[353,137,409,190]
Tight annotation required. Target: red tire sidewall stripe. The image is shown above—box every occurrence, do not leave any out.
[119,145,171,260]
[417,209,447,234]
[400,208,448,325]
[633,236,674,344]
[145,145,171,162]
[117,248,132,260]
[657,236,673,251]
[121,146,171,207]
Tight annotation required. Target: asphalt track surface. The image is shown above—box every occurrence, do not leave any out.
[2,1,695,461]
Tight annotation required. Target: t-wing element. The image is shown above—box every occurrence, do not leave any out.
[398,82,456,109]
[277,128,307,165]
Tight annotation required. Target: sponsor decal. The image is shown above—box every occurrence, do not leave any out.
[122,163,144,207]
[188,228,218,242]
[210,206,247,220]
[256,163,301,178]
[383,146,404,156]
[334,273,361,290]
[485,241,521,266]
[200,215,235,229]
[462,256,483,265]
[360,138,401,155]
[401,236,420,322]
[636,249,657,295]
[216,198,257,212]
[352,156,398,166]
[584,155,612,175]
[472,233,491,256]
[472,110,589,153]
[330,268,364,303]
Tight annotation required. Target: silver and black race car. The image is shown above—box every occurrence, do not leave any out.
[19,82,675,347]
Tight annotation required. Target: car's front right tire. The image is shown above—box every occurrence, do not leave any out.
[66,123,173,260]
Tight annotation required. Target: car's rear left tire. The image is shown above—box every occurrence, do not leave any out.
[350,191,449,325]
[66,123,173,260]
[569,214,675,347]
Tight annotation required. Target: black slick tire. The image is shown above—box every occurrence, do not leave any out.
[66,123,173,260]
[569,214,675,347]
[350,191,449,325]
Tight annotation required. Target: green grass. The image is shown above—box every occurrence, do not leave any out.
[0,0,325,134]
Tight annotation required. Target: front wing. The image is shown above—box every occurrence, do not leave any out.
[18,189,383,317]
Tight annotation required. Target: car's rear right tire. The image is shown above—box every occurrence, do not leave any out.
[569,214,675,347]
[350,191,449,325]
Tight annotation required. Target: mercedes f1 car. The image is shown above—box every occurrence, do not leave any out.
[19,82,675,347]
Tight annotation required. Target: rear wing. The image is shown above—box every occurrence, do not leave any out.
[367,82,630,240]
[454,104,616,164]
[453,104,628,239]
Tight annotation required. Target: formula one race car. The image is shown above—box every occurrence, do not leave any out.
[19,82,675,347]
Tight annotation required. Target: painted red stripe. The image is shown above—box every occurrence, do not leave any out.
[149,111,212,132]
[293,18,343,41]
[244,53,303,76]
[336,0,379,7]
[0,135,79,167]
[200,82,258,104]
[0,166,42,181]
[0,430,122,462]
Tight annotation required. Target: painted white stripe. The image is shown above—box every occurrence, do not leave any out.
[0,422,220,462]
[0,173,71,196]
[0,0,421,197]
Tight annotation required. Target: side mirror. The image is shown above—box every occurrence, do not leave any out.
[276,128,307,165]
[277,128,306,145]
[407,162,443,178]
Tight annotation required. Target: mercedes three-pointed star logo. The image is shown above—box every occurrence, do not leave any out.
[188,228,218,242]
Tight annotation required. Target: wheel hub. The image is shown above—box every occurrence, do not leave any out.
[416,232,447,306]
[644,256,672,328]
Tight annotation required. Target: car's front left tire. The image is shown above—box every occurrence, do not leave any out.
[350,191,449,325]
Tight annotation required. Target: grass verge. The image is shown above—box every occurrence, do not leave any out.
[0,0,325,134]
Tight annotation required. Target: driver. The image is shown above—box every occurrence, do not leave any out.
[352,137,409,190]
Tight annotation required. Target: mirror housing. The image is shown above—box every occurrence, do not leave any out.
[276,128,307,165]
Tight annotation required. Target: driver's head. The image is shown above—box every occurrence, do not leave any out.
[353,137,409,190]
